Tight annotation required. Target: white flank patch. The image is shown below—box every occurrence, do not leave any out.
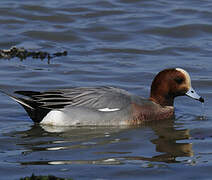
[176,68,191,87]
[41,110,65,126]
[98,108,120,112]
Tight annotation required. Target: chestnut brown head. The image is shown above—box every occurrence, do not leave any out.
[150,68,204,106]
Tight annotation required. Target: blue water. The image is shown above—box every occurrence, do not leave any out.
[0,0,212,179]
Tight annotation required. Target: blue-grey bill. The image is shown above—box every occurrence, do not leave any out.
[186,87,204,103]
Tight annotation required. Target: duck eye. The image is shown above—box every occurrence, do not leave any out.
[174,77,184,84]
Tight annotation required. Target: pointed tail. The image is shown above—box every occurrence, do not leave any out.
[0,90,50,123]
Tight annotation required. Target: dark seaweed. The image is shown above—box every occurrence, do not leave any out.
[0,46,67,63]
[20,174,73,180]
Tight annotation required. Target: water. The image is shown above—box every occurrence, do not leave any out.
[201,103,206,119]
[0,0,212,179]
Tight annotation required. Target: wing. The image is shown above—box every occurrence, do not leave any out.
[15,86,132,110]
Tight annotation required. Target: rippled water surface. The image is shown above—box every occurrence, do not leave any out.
[0,0,212,179]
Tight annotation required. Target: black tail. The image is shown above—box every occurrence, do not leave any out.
[1,90,50,123]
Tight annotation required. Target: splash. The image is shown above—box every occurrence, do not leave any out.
[200,102,206,120]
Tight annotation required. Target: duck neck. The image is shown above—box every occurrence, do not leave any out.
[149,69,176,107]
[149,94,174,107]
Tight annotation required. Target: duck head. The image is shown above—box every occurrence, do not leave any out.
[150,68,204,107]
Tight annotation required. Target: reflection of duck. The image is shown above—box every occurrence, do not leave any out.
[12,119,193,165]
[151,119,193,161]
[123,120,193,163]
[1,68,204,126]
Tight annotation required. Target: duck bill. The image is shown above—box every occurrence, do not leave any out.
[186,87,204,103]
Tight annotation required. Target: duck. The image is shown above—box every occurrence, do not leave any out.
[1,68,204,126]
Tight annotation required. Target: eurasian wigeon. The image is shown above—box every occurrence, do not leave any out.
[1,68,204,126]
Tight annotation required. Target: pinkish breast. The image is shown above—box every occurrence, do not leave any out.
[128,103,174,125]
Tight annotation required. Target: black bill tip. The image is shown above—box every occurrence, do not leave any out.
[199,97,204,103]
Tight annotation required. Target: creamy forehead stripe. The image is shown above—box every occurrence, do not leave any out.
[176,68,191,87]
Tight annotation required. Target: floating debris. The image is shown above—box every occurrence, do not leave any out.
[0,46,67,62]
[20,174,73,180]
